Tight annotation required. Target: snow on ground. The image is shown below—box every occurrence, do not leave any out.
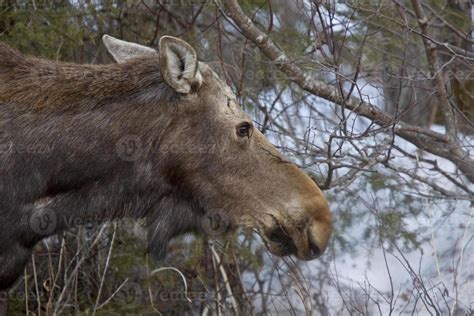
[246,79,473,314]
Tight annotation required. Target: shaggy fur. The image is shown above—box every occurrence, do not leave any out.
[0,39,332,295]
[0,43,168,110]
[0,43,196,290]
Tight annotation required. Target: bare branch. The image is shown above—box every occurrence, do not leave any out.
[220,0,474,183]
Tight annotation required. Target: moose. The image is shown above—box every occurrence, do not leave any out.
[0,35,332,312]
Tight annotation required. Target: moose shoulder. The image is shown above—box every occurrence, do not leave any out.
[0,35,332,292]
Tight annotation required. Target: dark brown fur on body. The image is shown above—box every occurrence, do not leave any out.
[0,37,332,295]
[0,44,198,289]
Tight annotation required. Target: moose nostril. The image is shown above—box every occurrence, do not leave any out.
[307,227,322,258]
[267,226,297,256]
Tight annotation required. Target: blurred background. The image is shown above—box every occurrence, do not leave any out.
[0,0,473,315]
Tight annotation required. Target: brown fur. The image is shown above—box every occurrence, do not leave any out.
[0,43,166,110]
[0,38,332,299]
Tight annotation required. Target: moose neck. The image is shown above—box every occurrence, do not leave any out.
[0,44,205,266]
[0,48,186,236]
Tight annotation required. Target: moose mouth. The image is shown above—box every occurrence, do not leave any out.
[261,222,322,261]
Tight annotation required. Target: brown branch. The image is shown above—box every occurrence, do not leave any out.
[219,0,474,183]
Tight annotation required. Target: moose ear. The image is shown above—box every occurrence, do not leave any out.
[102,34,157,63]
[159,36,202,94]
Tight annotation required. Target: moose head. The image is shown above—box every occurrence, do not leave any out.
[0,35,332,294]
[102,35,332,260]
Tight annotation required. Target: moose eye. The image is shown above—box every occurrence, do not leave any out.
[236,122,252,138]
